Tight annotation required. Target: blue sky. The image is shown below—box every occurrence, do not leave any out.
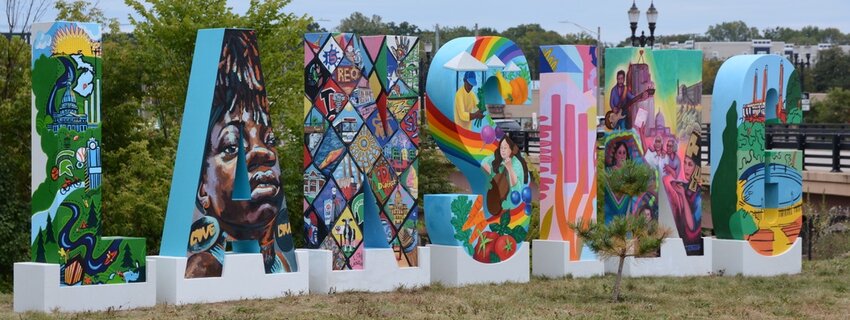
[35,0,850,44]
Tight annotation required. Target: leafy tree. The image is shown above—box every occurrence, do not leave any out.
[125,0,240,142]
[306,21,326,33]
[808,88,850,124]
[763,26,849,45]
[121,0,313,249]
[702,58,723,94]
[101,140,172,253]
[386,21,420,36]
[417,121,456,209]
[55,0,120,33]
[572,214,669,302]
[0,152,31,291]
[655,33,708,44]
[0,0,47,290]
[337,12,389,34]
[811,48,850,92]
[706,21,761,42]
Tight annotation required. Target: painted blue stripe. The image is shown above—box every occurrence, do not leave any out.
[160,29,225,257]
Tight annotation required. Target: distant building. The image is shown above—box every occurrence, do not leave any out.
[659,39,850,65]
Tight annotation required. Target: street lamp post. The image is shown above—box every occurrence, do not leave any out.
[646,2,658,47]
[628,1,640,47]
[629,0,658,48]
[793,52,811,91]
[559,20,604,114]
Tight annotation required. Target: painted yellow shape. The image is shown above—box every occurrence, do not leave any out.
[53,25,95,56]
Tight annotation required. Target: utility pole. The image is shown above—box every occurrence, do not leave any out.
[435,24,441,49]
[559,20,604,114]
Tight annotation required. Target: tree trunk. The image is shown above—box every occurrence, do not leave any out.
[612,255,625,302]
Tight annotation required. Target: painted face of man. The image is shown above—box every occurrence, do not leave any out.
[654,136,663,153]
[616,73,625,86]
[201,104,281,240]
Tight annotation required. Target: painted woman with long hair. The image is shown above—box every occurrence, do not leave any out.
[663,152,703,254]
[481,136,530,217]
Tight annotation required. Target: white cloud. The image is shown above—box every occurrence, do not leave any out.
[34,32,51,50]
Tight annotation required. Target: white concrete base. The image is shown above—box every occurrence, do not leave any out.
[429,243,530,287]
[710,237,802,276]
[531,240,604,278]
[152,250,309,305]
[603,238,713,277]
[307,247,431,294]
[14,257,157,313]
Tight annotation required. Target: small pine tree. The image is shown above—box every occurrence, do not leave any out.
[573,215,669,302]
[122,243,135,269]
[573,159,669,302]
[34,230,47,263]
[45,215,56,243]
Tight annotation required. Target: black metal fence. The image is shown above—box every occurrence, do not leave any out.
[511,131,539,154]
[512,123,850,173]
[700,123,850,172]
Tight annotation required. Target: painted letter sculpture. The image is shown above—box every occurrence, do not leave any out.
[537,45,598,261]
[424,36,533,263]
[303,33,421,270]
[602,48,704,256]
[710,55,803,256]
[161,29,298,278]
[30,21,146,286]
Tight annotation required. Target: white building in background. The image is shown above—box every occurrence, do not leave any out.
[659,39,850,64]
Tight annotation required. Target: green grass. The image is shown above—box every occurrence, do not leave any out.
[3,257,850,319]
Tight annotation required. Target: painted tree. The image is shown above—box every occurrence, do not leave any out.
[87,204,98,230]
[122,243,135,269]
[45,215,55,243]
[34,230,46,263]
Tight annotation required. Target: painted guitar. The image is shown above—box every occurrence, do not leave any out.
[604,88,654,130]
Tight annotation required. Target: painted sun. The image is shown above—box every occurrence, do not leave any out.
[52,24,97,57]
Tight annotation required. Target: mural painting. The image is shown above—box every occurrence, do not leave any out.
[537,45,598,261]
[602,48,704,256]
[30,21,146,286]
[160,29,298,278]
[710,55,803,256]
[424,36,533,263]
[304,33,420,269]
